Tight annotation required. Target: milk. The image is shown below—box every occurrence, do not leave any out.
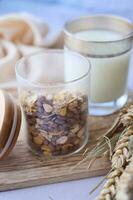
[75,29,123,41]
[75,29,130,103]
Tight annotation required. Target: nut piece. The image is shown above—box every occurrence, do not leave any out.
[68,99,78,111]
[43,151,52,157]
[71,124,80,134]
[77,127,85,138]
[62,144,73,152]
[43,103,53,113]
[57,107,67,116]
[42,145,52,157]
[41,145,51,152]
[74,138,80,145]
[33,135,43,145]
[56,136,68,145]
[54,92,66,102]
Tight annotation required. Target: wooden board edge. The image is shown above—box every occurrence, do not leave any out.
[0,167,110,192]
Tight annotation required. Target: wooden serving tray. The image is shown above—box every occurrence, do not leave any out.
[0,89,131,192]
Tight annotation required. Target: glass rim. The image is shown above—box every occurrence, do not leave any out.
[15,49,91,88]
[64,14,133,44]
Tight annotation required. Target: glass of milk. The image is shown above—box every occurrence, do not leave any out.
[64,15,133,116]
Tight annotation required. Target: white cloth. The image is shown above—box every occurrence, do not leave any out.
[0,13,62,88]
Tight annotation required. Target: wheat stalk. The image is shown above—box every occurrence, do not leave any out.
[97,129,133,200]
[79,103,133,171]
[71,103,133,172]
[97,104,133,200]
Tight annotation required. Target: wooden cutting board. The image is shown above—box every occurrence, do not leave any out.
[0,89,132,192]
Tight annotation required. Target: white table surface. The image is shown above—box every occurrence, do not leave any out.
[0,177,105,200]
[0,1,133,200]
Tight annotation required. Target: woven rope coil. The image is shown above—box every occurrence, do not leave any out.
[116,156,133,200]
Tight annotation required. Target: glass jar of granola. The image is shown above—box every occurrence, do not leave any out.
[16,50,91,158]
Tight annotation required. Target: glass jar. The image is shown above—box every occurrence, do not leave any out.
[16,50,91,158]
[64,15,133,116]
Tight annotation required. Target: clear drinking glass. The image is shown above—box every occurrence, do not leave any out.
[64,15,133,116]
[16,50,91,158]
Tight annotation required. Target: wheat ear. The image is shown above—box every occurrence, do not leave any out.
[116,155,133,200]
[97,127,133,200]
[99,126,133,200]
[98,167,124,200]
[111,126,133,169]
